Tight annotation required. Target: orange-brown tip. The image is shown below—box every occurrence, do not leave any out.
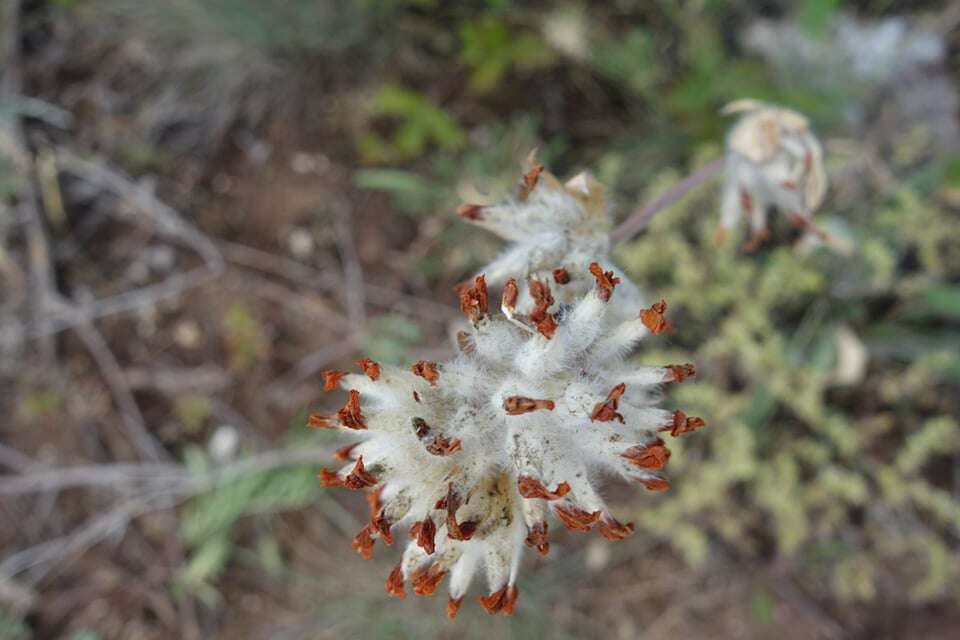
[517,476,571,500]
[640,299,670,334]
[622,440,671,470]
[641,477,671,492]
[446,596,463,619]
[321,369,345,391]
[665,363,696,383]
[588,262,620,302]
[351,526,375,560]
[597,517,635,540]
[356,357,381,381]
[457,203,484,220]
[411,360,440,385]
[386,563,406,598]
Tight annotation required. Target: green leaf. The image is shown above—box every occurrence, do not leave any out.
[182,536,232,585]
[920,285,960,320]
[750,586,776,624]
[799,0,840,37]
[354,169,429,195]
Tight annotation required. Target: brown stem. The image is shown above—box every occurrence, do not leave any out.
[610,157,724,246]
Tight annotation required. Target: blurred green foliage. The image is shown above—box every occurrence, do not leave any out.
[359,86,465,162]
[176,443,322,605]
[459,16,554,93]
[614,144,959,601]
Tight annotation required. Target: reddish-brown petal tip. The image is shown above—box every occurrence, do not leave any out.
[457,203,484,220]
[517,476,571,500]
[590,383,626,423]
[503,396,556,415]
[411,563,447,596]
[307,414,336,429]
[658,410,707,437]
[502,278,519,311]
[589,262,620,302]
[640,300,671,334]
[411,360,440,385]
[665,363,697,383]
[525,522,550,555]
[553,505,601,531]
[321,369,345,391]
[552,267,571,284]
[443,483,478,541]
[519,164,545,199]
[410,517,437,555]
[343,456,378,490]
[641,477,672,492]
[337,389,367,430]
[458,275,488,322]
[528,278,558,339]
[366,486,384,519]
[318,468,343,488]
[447,596,464,619]
[372,512,394,545]
[352,525,375,559]
[597,517,636,541]
[334,442,360,461]
[426,435,462,456]
[479,584,519,615]
[386,563,406,598]
[357,357,381,381]
[622,439,671,470]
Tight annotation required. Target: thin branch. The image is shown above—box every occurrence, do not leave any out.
[610,157,723,246]
[72,319,168,462]
[0,445,336,580]
[332,202,366,325]
[0,149,225,343]
[0,446,333,497]
[0,444,34,473]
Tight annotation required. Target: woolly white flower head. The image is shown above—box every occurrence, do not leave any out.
[719,99,827,250]
[457,161,644,321]
[311,268,704,617]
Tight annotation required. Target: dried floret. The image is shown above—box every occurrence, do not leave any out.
[719,100,827,249]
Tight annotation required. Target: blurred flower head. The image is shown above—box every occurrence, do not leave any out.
[719,99,827,249]
[311,269,703,617]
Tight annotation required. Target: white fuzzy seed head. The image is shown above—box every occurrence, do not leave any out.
[311,269,704,617]
[458,161,644,322]
[719,99,827,247]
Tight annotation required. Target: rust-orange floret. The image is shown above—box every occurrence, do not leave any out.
[457,274,488,322]
[591,382,626,423]
[503,396,555,415]
[517,477,571,500]
[640,299,671,334]
[357,357,381,380]
[410,360,440,385]
[589,261,620,301]
[321,369,345,391]
[337,389,367,430]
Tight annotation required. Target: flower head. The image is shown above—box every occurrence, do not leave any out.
[458,161,644,321]
[719,99,827,249]
[310,266,703,617]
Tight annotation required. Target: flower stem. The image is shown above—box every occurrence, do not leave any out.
[610,157,724,246]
